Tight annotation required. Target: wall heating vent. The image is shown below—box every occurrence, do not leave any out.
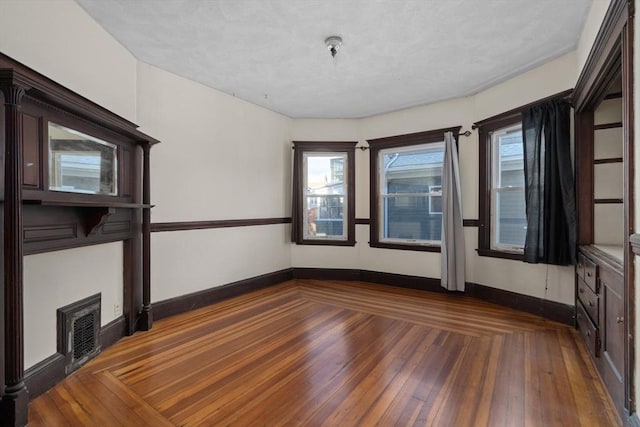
[57,294,101,374]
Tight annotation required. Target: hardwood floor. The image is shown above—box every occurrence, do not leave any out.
[28,280,620,426]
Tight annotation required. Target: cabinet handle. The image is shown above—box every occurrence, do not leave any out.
[588,301,593,307]
[579,287,584,294]
[617,316,624,324]
[587,272,592,277]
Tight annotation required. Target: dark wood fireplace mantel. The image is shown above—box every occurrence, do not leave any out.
[0,53,159,426]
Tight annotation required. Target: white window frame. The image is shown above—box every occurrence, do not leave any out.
[378,142,444,246]
[490,123,526,253]
[302,152,348,241]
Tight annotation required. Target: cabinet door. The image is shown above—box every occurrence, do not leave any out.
[600,266,625,408]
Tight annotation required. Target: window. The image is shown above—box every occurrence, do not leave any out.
[477,115,526,259]
[292,141,356,245]
[368,127,460,251]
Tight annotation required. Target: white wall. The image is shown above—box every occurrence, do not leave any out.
[136,63,293,302]
[23,243,123,369]
[0,0,138,122]
[291,52,578,305]
[577,0,613,75]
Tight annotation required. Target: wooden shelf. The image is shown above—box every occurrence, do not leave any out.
[594,198,623,204]
[594,157,623,164]
[594,122,623,130]
[24,199,153,209]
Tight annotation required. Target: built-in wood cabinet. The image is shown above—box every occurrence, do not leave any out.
[576,246,625,408]
[573,0,633,419]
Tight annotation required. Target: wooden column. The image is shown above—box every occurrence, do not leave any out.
[139,142,152,331]
[0,75,30,426]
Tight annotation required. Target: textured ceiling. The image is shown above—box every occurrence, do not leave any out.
[75,0,592,119]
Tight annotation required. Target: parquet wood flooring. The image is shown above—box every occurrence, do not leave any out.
[28,280,620,426]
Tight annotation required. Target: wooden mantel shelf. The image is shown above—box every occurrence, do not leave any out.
[23,199,154,209]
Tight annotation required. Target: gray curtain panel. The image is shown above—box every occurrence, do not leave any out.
[441,131,465,291]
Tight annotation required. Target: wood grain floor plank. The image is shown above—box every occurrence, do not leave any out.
[28,280,621,427]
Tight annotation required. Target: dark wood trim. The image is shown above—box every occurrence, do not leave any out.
[360,270,443,292]
[605,91,624,100]
[23,354,65,402]
[291,141,356,247]
[476,114,522,256]
[99,316,127,350]
[293,268,362,281]
[151,217,292,232]
[594,122,623,130]
[153,268,294,321]
[594,198,624,204]
[295,239,356,247]
[594,157,624,164]
[367,126,462,148]
[574,0,629,111]
[622,4,635,412]
[630,234,640,256]
[476,248,524,261]
[23,316,125,402]
[576,111,595,244]
[140,144,152,331]
[0,76,30,427]
[356,218,478,228]
[465,282,574,325]
[472,89,573,129]
[369,242,441,252]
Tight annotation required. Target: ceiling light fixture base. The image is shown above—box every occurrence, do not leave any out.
[325,36,343,58]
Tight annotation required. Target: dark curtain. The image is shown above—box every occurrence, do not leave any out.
[291,147,301,243]
[522,99,576,265]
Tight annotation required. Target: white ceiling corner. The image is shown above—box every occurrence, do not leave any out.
[75,0,592,119]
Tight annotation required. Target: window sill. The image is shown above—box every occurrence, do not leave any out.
[370,241,441,252]
[476,248,524,261]
[296,239,356,247]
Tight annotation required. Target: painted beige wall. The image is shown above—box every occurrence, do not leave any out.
[577,0,613,75]
[291,52,578,305]
[23,243,124,369]
[0,0,137,122]
[136,63,293,302]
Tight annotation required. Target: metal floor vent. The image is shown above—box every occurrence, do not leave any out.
[57,294,102,374]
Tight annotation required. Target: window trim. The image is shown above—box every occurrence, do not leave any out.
[292,141,356,246]
[476,114,525,260]
[367,126,460,252]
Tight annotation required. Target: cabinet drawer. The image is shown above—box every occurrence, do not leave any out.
[577,278,599,325]
[578,253,599,293]
[577,302,599,357]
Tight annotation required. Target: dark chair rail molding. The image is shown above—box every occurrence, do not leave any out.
[354,218,480,227]
[150,217,481,232]
[151,217,292,232]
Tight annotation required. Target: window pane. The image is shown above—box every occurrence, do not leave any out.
[382,195,442,242]
[498,129,524,187]
[304,153,346,239]
[490,123,525,251]
[380,143,443,244]
[495,190,526,247]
